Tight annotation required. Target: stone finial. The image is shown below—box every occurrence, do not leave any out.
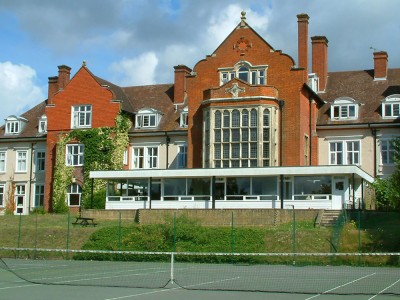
[240,11,246,27]
[82,60,87,67]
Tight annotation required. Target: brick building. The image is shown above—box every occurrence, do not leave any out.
[0,12,398,214]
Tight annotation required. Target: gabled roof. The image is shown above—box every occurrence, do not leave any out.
[317,68,400,125]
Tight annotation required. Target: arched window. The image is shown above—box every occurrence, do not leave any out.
[214,111,221,128]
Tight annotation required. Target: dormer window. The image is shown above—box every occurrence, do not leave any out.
[180,107,188,128]
[135,108,162,129]
[308,73,319,92]
[219,61,267,86]
[382,95,400,119]
[5,116,27,135]
[38,115,47,134]
[330,98,358,120]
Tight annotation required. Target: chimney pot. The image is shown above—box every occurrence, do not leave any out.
[57,65,71,90]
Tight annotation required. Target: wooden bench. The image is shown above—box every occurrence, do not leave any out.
[72,217,97,227]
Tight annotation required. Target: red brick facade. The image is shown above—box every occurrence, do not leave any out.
[44,66,121,211]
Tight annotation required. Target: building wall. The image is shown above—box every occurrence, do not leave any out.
[0,141,46,214]
[185,25,310,168]
[44,67,121,211]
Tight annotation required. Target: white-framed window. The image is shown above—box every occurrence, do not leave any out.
[382,95,400,119]
[5,116,27,135]
[0,151,6,172]
[0,184,4,207]
[135,108,162,129]
[180,107,188,128]
[15,184,25,213]
[207,107,271,168]
[177,144,188,168]
[308,73,319,92]
[35,151,46,172]
[380,139,396,165]
[330,98,358,120]
[123,149,128,165]
[67,184,82,206]
[66,144,84,166]
[132,146,159,169]
[329,140,360,165]
[38,115,47,134]
[219,61,267,86]
[34,184,45,207]
[72,105,92,128]
[16,150,28,172]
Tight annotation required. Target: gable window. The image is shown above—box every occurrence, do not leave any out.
[330,98,358,120]
[382,95,400,118]
[380,139,396,165]
[219,62,267,86]
[67,184,82,206]
[72,105,92,128]
[38,115,47,134]
[132,146,159,169]
[135,109,162,128]
[66,144,84,166]
[35,151,46,172]
[16,150,28,172]
[329,140,360,165]
[0,151,5,172]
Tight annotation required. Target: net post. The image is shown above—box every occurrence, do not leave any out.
[173,212,177,252]
[170,252,175,285]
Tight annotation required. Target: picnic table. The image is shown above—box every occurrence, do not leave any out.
[72,217,97,227]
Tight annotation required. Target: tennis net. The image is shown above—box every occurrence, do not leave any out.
[0,247,399,295]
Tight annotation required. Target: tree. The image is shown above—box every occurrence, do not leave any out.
[372,138,400,210]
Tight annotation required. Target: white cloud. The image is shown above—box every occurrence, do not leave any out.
[0,62,45,122]
[109,52,159,86]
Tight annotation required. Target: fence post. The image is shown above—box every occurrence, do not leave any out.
[66,211,70,258]
[173,212,177,252]
[17,213,22,258]
[118,211,122,251]
[231,211,235,255]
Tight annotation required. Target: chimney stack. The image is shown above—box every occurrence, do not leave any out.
[297,14,309,75]
[311,36,329,92]
[173,65,192,103]
[57,65,71,90]
[47,76,58,105]
[373,51,388,80]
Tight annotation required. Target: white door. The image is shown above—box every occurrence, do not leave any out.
[15,184,26,215]
[332,177,348,209]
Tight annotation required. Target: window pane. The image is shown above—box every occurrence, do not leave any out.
[215,111,221,128]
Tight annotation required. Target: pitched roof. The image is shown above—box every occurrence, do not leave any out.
[0,101,47,140]
[317,68,400,125]
[122,84,186,132]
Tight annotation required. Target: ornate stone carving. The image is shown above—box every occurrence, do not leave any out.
[226,83,245,98]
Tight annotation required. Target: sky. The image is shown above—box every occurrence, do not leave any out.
[0,0,399,122]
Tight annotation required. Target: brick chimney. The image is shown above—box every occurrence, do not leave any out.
[57,65,71,90]
[311,36,329,92]
[173,65,192,103]
[373,51,388,80]
[47,76,58,105]
[297,14,309,74]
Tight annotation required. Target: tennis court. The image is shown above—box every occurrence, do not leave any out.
[0,249,399,299]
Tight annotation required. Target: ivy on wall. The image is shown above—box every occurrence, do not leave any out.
[52,113,131,213]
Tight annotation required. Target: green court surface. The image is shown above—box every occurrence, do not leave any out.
[0,262,399,300]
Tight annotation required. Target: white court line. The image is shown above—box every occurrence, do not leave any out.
[304,273,376,300]
[368,278,400,300]
[104,276,241,300]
